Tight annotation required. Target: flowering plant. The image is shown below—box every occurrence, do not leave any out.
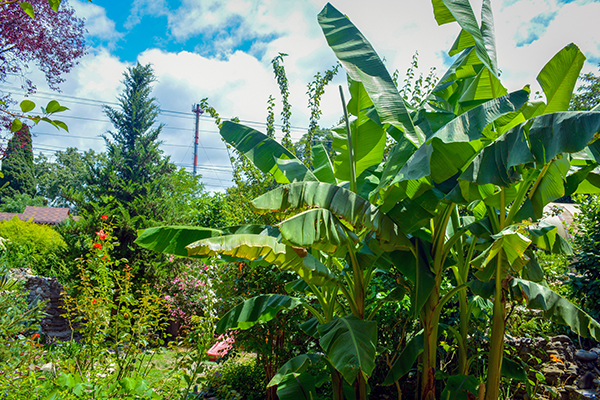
[61,216,169,396]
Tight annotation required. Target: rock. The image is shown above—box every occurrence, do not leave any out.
[552,335,574,345]
[576,350,599,362]
[40,363,55,372]
[578,371,595,390]
[591,348,600,355]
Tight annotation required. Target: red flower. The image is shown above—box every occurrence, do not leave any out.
[93,243,102,249]
[92,300,97,304]
[100,215,108,220]
[31,333,40,339]
[96,229,107,240]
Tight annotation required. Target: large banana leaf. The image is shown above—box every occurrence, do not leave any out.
[186,234,337,286]
[332,115,386,182]
[382,332,424,385]
[511,278,600,340]
[252,182,412,250]
[135,226,224,257]
[385,90,528,193]
[220,121,317,184]
[318,314,377,384]
[134,225,280,258]
[312,143,336,184]
[317,3,421,145]
[268,354,323,388]
[215,294,302,334]
[461,111,600,188]
[278,209,350,253]
[431,0,497,75]
[537,43,586,115]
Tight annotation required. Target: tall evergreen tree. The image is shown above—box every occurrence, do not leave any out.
[88,62,175,220]
[0,125,36,198]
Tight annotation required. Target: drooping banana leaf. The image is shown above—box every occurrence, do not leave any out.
[220,121,317,184]
[135,226,224,257]
[537,43,586,115]
[134,225,280,258]
[252,182,412,251]
[461,111,600,188]
[382,332,424,385]
[186,234,337,286]
[511,278,600,340]
[275,372,317,400]
[317,3,421,145]
[317,314,377,384]
[278,209,350,253]
[268,354,323,388]
[215,294,302,334]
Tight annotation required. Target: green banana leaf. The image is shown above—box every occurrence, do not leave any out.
[278,209,350,253]
[461,111,600,188]
[276,373,317,400]
[318,314,377,384]
[382,332,424,385]
[317,3,420,145]
[537,43,586,115]
[135,226,224,257]
[511,278,600,340]
[385,90,528,195]
[332,114,386,182]
[311,143,336,184]
[252,182,412,251]
[220,121,317,184]
[268,354,323,387]
[529,157,570,219]
[440,375,479,400]
[215,294,302,334]
[431,0,497,75]
[186,234,337,286]
[134,225,280,258]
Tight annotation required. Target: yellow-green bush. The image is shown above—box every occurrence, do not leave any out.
[0,217,67,276]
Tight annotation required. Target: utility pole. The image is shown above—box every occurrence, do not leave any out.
[191,104,204,175]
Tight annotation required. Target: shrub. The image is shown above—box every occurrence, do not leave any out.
[204,353,266,400]
[570,194,600,319]
[0,217,67,277]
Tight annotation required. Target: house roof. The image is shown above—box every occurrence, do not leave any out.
[0,206,75,225]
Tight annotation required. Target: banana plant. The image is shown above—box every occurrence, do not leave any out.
[137,3,600,400]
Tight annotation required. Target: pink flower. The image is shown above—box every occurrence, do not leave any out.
[96,229,107,240]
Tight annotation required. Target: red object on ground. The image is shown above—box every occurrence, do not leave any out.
[207,335,234,361]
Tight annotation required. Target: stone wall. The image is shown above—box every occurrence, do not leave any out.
[11,269,76,341]
[509,335,600,400]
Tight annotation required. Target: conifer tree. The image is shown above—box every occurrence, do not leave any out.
[0,125,36,198]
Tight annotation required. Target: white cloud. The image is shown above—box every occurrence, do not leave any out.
[70,0,123,45]
[15,0,600,191]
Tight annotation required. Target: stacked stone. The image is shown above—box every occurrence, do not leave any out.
[510,335,600,400]
[10,269,76,341]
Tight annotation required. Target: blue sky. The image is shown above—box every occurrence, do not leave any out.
[9,0,600,191]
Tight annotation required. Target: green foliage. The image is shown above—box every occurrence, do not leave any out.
[60,218,169,396]
[0,192,47,213]
[0,125,36,198]
[570,195,600,319]
[204,353,266,400]
[570,63,600,111]
[0,217,67,276]
[35,147,103,209]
